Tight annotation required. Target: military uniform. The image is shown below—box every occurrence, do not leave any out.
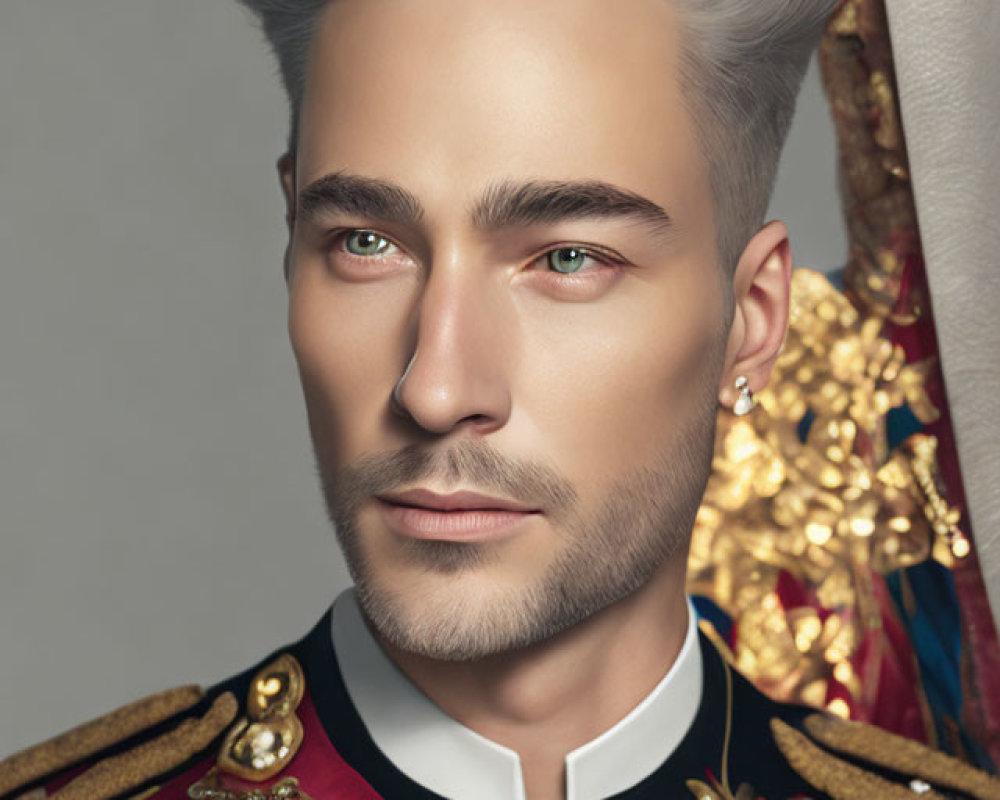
[4,589,998,800]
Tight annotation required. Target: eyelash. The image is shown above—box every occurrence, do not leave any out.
[326,228,626,279]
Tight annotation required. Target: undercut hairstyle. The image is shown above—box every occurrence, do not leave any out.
[670,1,837,273]
[236,0,836,274]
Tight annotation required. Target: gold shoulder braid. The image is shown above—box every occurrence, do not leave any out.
[772,715,1000,800]
[0,685,205,797]
[0,655,307,800]
[50,693,238,800]
[804,714,1000,800]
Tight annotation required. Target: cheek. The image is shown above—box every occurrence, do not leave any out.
[516,265,723,496]
[288,267,404,462]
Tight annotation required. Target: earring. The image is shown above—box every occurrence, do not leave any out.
[733,376,755,416]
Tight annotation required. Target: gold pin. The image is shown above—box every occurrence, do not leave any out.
[218,654,306,781]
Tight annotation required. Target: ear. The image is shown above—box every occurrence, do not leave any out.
[717,219,792,410]
[277,152,296,285]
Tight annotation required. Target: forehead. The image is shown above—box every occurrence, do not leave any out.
[297,0,707,219]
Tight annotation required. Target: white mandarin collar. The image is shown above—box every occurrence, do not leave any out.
[331,589,703,800]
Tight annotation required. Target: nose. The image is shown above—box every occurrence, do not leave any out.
[391,262,512,436]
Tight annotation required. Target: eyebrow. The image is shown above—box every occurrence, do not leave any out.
[296,171,673,236]
[472,179,672,234]
[298,171,425,227]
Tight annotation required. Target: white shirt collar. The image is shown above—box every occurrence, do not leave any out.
[331,588,703,800]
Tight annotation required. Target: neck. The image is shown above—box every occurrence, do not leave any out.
[376,559,690,800]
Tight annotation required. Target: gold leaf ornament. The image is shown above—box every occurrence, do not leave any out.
[687,269,964,714]
[188,767,313,800]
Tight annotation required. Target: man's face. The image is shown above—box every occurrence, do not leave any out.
[286,0,728,660]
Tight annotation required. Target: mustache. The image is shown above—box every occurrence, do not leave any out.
[325,439,578,517]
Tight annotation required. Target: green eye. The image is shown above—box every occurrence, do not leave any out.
[546,247,590,274]
[344,230,390,256]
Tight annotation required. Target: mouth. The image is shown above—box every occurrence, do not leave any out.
[375,489,541,542]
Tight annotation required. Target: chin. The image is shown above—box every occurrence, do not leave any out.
[351,570,563,662]
[353,552,644,662]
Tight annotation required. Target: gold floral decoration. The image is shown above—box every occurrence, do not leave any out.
[687,268,967,714]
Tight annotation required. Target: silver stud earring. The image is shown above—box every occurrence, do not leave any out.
[733,376,755,416]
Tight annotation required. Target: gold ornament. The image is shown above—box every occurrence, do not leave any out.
[188,767,313,800]
[687,269,965,713]
[218,654,306,782]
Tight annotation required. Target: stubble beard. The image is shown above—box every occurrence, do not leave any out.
[317,389,719,662]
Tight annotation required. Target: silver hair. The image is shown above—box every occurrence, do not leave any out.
[670,0,837,272]
[236,0,836,273]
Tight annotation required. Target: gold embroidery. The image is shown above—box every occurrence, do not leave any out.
[827,0,859,35]
[0,686,203,797]
[697,620,737,669]
[719,656,734,796]
[805,714,1000,800]
[686,641,756,800]
[685,778,761,800]
[687,270,959,715]
[686,778,723,800]
[51,693,238,800]
[771,718,948,800]
[187,768,312,800]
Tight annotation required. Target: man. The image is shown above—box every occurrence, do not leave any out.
[3,1,998,799]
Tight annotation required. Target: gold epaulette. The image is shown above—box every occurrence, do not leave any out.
[2,653,308,800]
[0,686,238,800]
[772,714,1000,800]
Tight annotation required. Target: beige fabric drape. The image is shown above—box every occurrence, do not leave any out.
[884,1,1000,617]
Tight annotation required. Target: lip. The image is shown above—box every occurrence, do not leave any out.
[375,489,541,543]
[376,488,540,513]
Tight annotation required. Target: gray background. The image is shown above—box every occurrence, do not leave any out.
[0,1,844,757]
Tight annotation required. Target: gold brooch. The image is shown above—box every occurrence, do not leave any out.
[217,654,306,781]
